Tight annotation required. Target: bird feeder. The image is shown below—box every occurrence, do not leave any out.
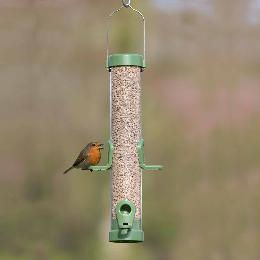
[87,0,163,243]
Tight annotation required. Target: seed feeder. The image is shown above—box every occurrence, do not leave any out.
[86,0,163,243]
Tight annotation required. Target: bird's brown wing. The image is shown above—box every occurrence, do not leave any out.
[73,149,86,167]
[80,152,92,170]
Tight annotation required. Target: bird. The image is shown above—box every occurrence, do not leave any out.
[64,142,104,174]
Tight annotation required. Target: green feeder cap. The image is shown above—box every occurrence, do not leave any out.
[107,53,145,69]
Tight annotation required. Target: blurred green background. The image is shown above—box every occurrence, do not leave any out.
[1,0,260,259]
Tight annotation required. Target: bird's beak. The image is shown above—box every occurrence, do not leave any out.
[98,143,104,149]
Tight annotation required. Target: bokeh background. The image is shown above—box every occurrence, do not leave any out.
[1,0,260,259]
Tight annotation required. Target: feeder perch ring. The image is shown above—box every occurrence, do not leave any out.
[85,140,114,172]
[137,139,163,171]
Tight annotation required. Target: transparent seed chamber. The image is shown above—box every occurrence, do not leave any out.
[109,64,143,242]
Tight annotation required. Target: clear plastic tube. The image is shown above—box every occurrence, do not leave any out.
[110,66,142,222]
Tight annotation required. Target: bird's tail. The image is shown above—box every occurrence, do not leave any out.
[63,166,74,174]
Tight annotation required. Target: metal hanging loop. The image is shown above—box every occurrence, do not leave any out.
[122,0,131,8]
[106,1,146,67]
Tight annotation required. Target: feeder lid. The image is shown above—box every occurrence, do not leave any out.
[107,53,145,68]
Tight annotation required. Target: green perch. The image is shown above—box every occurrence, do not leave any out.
[87,138,163,172]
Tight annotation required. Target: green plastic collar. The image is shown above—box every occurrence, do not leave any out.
[107,53,145,69]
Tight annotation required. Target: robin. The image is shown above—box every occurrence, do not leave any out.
[64,142,104,174]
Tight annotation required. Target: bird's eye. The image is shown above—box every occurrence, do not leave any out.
[92,143,96,147]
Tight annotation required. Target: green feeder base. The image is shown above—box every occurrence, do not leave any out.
[109,219,144,243]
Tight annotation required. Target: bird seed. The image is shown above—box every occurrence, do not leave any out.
[110,66,142,221]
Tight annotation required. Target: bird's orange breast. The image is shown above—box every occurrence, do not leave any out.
[87,149,101,165]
